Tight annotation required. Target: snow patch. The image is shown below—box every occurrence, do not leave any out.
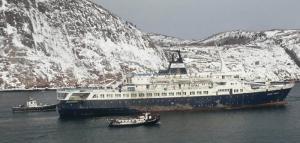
[22,23,31,34]
[5,24,17,35]
[0,0,7,11]
[264,30,281,37]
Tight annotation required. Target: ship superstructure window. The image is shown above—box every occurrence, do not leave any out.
[128,87,135,91]
[123,94,129,98]
[182,92,186,95]
[219,89,230,92]
[190,91,195,95]
[203,91,208,94]
[100,94,105,98]
[154,93,160,97]
[139,93,145,97]
[107,94,113,98]
[162,93,167,96]
[217,82,226,85]
[115,94,121,98]
[176,92,181,96]
[169,92,174,96]
[240,89,243,92]
[131,93,137,98]
[57,93,68,100]
[70,93,90,100]
[146,93,152,97]
[92,95,97,98]
[234,89,239,93]
[197,91,202,95]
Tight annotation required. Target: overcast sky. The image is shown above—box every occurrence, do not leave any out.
[92,0,300,40]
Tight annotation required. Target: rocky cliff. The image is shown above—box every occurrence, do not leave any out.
[0,0,299,89]
[148,30,300,81]
[0,0,165,89]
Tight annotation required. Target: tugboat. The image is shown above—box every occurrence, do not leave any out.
[12,98,57,113]
[109,113,160,127]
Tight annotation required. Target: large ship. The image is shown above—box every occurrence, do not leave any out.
[57,51,295,118]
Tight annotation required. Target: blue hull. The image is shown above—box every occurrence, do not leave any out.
[57,88,291,118]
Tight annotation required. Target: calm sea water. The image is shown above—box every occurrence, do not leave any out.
[0,84,300,143]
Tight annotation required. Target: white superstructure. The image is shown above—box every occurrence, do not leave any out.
[58,70,294,101]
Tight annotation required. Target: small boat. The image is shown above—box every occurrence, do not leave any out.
[108,112,160,127]
[12,98,57,113]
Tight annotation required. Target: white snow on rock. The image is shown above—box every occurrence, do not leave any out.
[150,30,300,81]
[0,0,165,89]
[0,0,299,89]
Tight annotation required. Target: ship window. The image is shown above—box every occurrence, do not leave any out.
[115,94,121,98]
[182,92,186,95]
[197,91,202,95]
[128,87,135,91]
[169,92,174,96]
[176,92,181,96]
[190,91,195,95]
[217,82,226,85]
[219,89,231,92]
[100,94,105,98]
[146,93,152,97]
[154,93,160,97]
[123,94,129,98]
[58,93,68,100]
[107,94,113,98]
[131,93,137,98]
[162,93,167,96]
[70,93,90,100]
[240,89,243,92]
[234,89,239,93]
[92,94,97,98]
[139,93,145,97]
[203,91,208,94]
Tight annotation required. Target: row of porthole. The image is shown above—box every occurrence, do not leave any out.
[91,91,210,99]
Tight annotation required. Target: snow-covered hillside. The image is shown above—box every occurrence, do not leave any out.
[0,0,299,89]
[0,0,166,89]
[149,30,300,81]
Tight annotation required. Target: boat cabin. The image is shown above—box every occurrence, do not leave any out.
[26,99,38,107]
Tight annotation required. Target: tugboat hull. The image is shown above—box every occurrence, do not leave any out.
[57,88,291,118]
[109,117,160,127]
[108,113,160,127]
